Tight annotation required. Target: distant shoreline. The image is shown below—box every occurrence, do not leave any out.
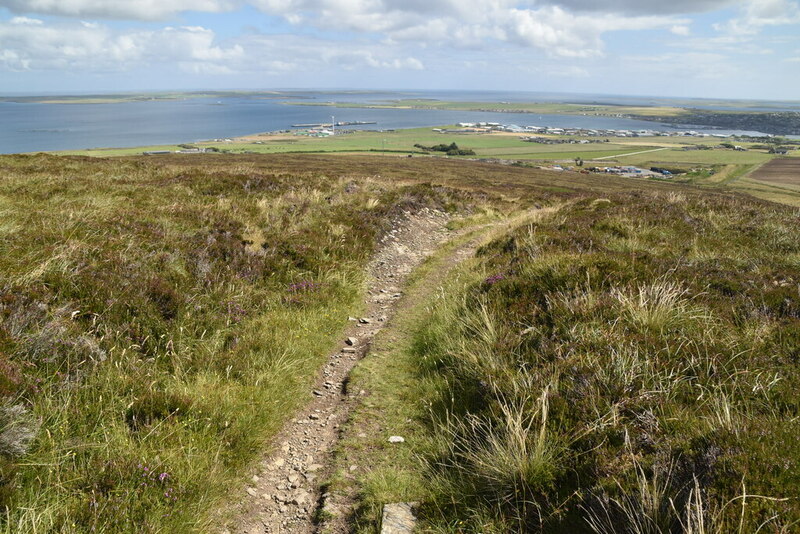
[0,90,308,105]
[288,99,800,136]
[4,91,799,154]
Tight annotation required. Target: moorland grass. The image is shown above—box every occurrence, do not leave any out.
[0,154,474,532]
[4,151,799,532]
[345,189,800,532]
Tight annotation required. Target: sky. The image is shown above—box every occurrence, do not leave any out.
[0,0,799,99]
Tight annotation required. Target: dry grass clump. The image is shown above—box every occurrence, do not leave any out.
[613,279,711,334]
[410,192,800,531]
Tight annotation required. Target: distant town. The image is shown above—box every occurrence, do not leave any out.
[438,121,769,138]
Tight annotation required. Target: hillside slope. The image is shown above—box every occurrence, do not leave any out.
[1,153,797,532]
[0,154,471,532]
[332,189,800,532]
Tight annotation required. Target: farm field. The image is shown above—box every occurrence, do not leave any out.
[751,157,800,185]
[56,127,781,165]
[55,127,800,207]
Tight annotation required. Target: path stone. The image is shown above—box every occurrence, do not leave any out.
[380,502,418,534]
[292,490,311,506]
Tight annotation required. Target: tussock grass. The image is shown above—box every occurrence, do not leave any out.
[399,192,800,531]
[613,279,710,334]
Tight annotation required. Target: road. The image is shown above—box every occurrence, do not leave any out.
[595,147,670,160]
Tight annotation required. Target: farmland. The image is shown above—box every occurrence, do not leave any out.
[56,126,800,207]
[751,157,800,185]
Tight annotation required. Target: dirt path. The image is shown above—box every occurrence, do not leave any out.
[595,147,669,160]
[221,207,454,534]
[317,225,498,534]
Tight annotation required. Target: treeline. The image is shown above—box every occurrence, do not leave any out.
[414,142,476,156]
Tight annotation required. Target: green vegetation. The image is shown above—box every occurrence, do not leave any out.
[53,127,800,206]
[0,154,471,532]
[339,190,800,532]
[413,142,476,156]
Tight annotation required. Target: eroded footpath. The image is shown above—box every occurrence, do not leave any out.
[222,207,453,534]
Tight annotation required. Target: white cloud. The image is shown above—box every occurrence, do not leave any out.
[540,0,739,15]
[179,61,234,75]
[622,51,739,80]
[503,7,690,58]
[250,1,687,58]
[0,0,234,21]
[2,0,796,97]
[670,25,691,35]
[9,16,42,24]
[0,18,428,75]
[0,0,745,21]
[257,35,425,71]
[715,0,800,34]
[0,0,723,62]
[669,34,774,55]
[0,20,243,71]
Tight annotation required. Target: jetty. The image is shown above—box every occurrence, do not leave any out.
[291,121,377,128]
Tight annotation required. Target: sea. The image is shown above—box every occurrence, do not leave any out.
[0,90,795,154]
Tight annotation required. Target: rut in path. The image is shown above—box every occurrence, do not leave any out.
[222,207,455,534]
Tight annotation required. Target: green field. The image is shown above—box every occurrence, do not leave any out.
[54,127,778,164]
[54,127,800,206]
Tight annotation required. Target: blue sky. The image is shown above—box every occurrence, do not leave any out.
[0,0,799,99]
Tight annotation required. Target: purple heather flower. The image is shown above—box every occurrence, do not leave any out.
[484,273,506,285]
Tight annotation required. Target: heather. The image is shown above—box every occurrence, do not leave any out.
[0,154,465,531]
[385,191,800,532]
